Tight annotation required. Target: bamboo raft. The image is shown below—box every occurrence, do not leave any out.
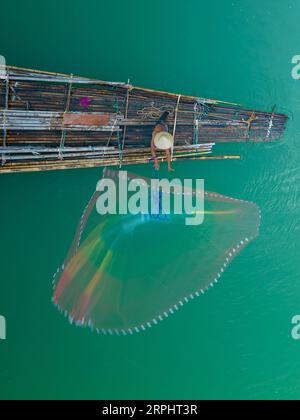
[0,65,288,174]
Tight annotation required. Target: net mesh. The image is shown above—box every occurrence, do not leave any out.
[52,169,260,335]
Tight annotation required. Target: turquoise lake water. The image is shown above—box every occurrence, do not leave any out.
[1,0,300,400]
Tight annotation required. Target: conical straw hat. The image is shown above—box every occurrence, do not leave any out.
[154,131,174,150]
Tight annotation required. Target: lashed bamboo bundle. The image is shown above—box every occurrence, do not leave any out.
[0,154,241,174]
[0,66,288,174]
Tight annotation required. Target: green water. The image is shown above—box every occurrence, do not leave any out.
[0,0,300,400]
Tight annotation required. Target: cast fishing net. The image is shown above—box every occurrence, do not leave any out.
[52,169,260,335]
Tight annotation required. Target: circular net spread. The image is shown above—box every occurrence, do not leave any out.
[52,169,260,335]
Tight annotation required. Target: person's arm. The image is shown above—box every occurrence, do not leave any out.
[151,134,160,171]
[165,149,175,172]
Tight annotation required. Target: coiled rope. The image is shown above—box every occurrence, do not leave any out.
[137,104,175,120]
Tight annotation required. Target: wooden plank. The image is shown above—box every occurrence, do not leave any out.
[63,113,112,126]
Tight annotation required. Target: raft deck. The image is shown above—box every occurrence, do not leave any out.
[0,66,288,173]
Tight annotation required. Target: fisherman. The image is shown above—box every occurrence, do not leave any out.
[151,111,175,172]
[242,112,257,130]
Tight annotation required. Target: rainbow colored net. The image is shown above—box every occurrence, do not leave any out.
[52,169,260,335]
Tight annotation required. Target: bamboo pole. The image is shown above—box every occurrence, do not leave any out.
[0,155,241,174]
[6,66,130,88]
[6,65,240,106]
[0,144,213,163]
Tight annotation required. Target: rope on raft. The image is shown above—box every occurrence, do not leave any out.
[104,92,120,148]
[1,70,9,166]
[137,104,175,120]
[115,96,123,165]
[265,105,276,141]
[193,102,199,145]
[171,94,181,160]
[120,80,131,168]
[193,100,212,145]
[103,92,124,165]
[59,74,73,159]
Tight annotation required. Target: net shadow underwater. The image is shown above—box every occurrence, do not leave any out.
[52,169,260,336]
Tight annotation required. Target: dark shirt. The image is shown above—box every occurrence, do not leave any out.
[155,122,169,132]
